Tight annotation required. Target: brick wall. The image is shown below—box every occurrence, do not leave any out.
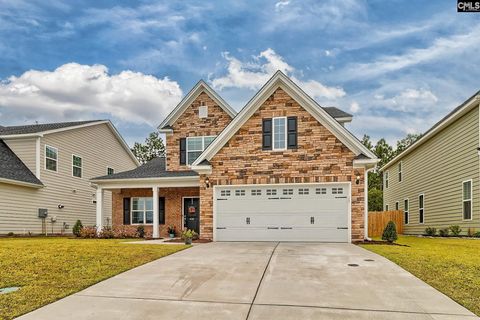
[166,92,233,171]
[199,88,365,241]
[112,187,199,238]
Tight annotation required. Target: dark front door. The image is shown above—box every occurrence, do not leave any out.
[184,197,200,234]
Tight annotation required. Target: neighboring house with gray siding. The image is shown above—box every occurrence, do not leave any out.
[0,120,139,235]
[382,91,480,235]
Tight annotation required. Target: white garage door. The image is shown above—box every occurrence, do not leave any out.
[215,183,350,242]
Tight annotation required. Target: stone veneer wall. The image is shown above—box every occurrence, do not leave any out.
[112,187,199,238]
[198,88,365,241]
[166,92,233,171]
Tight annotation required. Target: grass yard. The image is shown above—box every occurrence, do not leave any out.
[360,236,480,316]
[0,237,188,320]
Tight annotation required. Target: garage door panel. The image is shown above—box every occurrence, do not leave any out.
[215,183,350,242]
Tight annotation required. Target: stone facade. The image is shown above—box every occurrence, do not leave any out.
[199,88,365,241]
[166,92,233,171]
[111,187,199,238]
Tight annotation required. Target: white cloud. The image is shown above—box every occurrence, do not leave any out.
[0,63,182,126]
[375,88,438,113]
[210,48,345,100]
[349,101,360,113]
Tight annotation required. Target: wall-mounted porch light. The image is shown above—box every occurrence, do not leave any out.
[205,177,210,188]
[355,171,361,185]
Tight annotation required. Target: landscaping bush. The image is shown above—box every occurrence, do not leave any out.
[136,225,145,238]
[381,221,398,243]
[99,226,114,239]
[425,227,436,236]
[80,226,97,238]
[449,225,462,236]
[112,225,139,238]
[7,232,14,237]
[473,232,480,238]
[72,220,83,237]
[438,228,449,237]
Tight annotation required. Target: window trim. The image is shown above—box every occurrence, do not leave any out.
[398,161,403,183]
[71,154,82,178]
[186,135,216,165]
[130,197,154,225]
[107,167,115,175]
[462,179,473,221]
[404,198,409,225]
[384,171,389,189]
[272,116,287,151]
[418,193,425,224]
[45,145,58,172]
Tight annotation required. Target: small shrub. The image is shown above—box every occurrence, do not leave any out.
[99,226,114,239]
[144,230,153,240]
[473,232,480,238]
[438,228,449,237]
[381,221,398,243]
[72,220,83,237]
[112,225,139,238]
[181,229,197,240]
[136,225,145,238]
[7,232,14,237]
[79,226,97,238]
[449,225,462,237]
[425,227,436,236]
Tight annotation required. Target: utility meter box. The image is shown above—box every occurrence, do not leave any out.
[38,208,48,218]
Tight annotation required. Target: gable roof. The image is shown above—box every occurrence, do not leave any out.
[382,90,480,171]
[0,139,43,188]
[91,157,197,181]
[158,80,237,131]
[0,120,140,166]
[192,71,377,166]
[323,107,352,121]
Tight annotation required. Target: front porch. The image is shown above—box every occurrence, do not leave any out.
[91,157,202,239]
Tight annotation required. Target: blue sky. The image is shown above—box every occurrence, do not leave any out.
[0,0,479,147]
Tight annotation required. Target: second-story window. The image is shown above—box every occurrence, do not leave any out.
[45,145,58,172]
[398,161,403,182]
[72,155,82,178]
[186,136,216,165]
[384,171,389,189]
[273,117,286,150]
[107,167,115,175]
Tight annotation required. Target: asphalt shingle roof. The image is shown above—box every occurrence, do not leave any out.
[323,107,352,119]
[0,140,43,186]
[92,157,198,180]
[0,120,103,136]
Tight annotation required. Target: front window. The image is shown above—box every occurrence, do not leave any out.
[186,136,215,165]
[404,199,409,224]
[131,197,153,224]
[45,145,58,172]
[72,155,82,178]
[463,180,472,220]
[273,117,286,150]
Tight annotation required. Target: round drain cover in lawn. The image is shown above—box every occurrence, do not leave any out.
[0,287,20,294]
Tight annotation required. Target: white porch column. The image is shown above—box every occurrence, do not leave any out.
[96,188,104,233]
[152,186,159,238]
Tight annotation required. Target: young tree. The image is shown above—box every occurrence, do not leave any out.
[396,133,422,155]
[131,131,166,164]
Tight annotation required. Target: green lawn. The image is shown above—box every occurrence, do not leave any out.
[0,237,188,320]
[360,236,480,315]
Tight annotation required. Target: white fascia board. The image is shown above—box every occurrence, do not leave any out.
[0,177,44,188]
[0,133,43,139]
[193,71,376,166]
[190,165,212,175]
[91,176,200,189]
[158,80,236,130]
[353,158,379,169]
[381,94,480,171]
[335,117,353,123]
[158,129,174,134]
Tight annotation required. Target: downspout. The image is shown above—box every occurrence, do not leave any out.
[364,166,376,241]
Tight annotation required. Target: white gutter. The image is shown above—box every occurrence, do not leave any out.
[364,166,376,241]
[0,177,44,188]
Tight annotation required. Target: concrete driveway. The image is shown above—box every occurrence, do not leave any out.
[18,242,478,320]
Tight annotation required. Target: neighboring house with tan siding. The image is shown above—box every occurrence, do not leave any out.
[91,72,378,242]
[0,120,139,235]
[382,92,480,235]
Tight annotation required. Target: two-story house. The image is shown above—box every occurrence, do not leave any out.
[382,91,480,235]
[0,120,139,235]
[92,72,378,242]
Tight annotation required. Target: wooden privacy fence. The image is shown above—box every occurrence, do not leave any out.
[368,210,403,237]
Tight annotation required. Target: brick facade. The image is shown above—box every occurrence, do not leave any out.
[166,92,233,171]
[199,88,365,241]
[111,187,199,238]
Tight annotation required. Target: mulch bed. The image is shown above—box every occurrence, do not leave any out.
[359,239,409,247]
[164,238,212,243]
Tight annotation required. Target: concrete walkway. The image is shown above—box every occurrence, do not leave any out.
[17,242,478,319]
